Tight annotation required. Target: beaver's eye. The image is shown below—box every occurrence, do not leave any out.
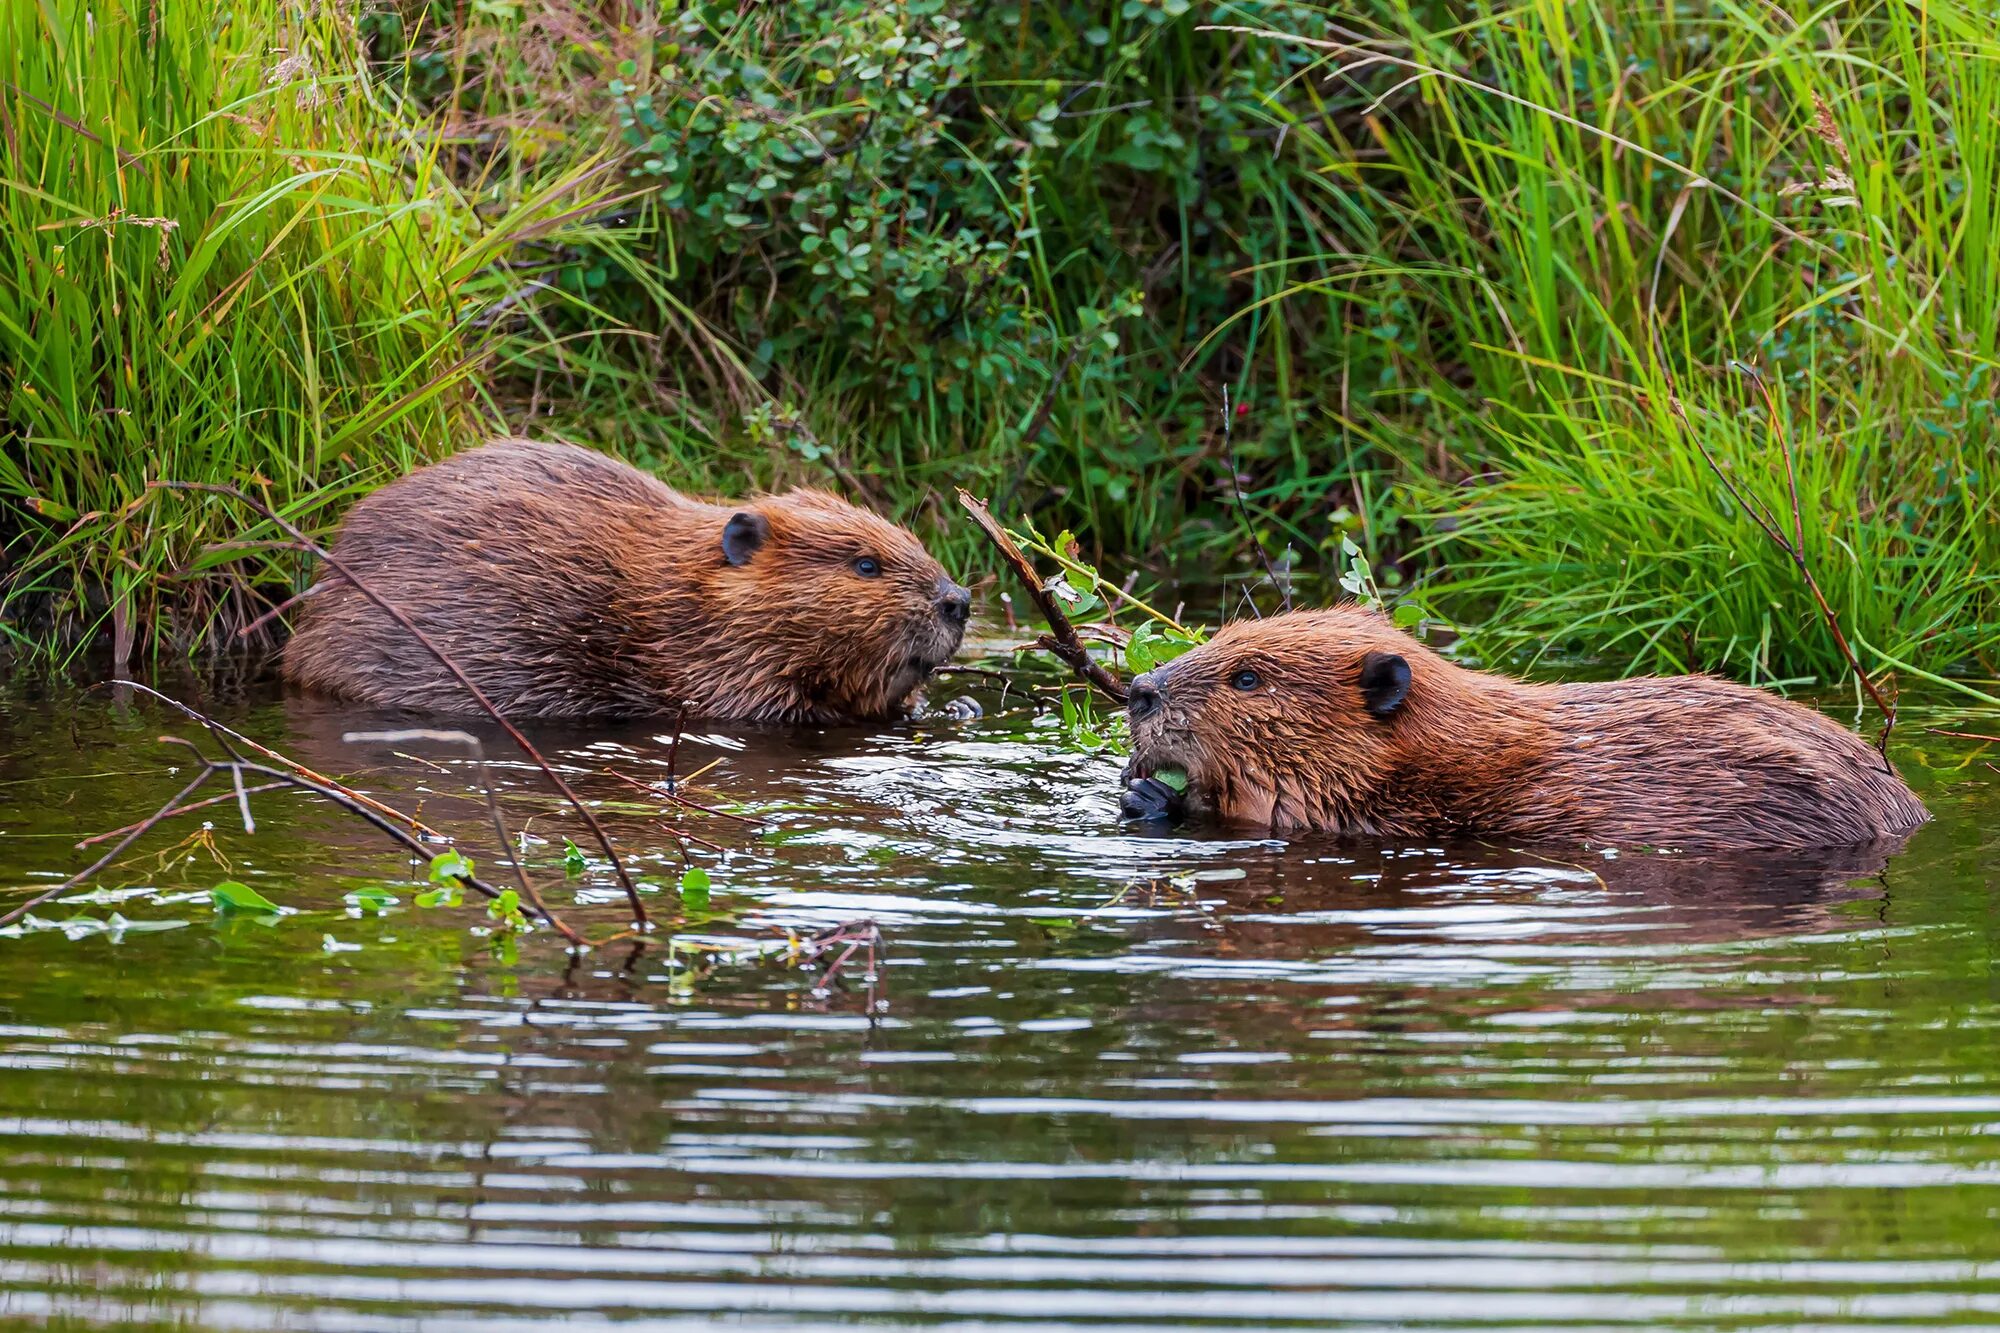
[854,556,882,578]
[1231,668,1262,692]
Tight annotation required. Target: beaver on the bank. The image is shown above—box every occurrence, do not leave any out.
[1118,607,1928,851]
[282,438,970,722]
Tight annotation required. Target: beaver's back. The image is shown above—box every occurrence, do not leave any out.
[1523,675,1927,849]
[283,439,710,717]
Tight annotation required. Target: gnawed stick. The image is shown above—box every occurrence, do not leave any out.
[956,490,1128,704]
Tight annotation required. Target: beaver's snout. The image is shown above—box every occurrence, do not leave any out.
[935,579,972,628]
[1127,670,1165,720]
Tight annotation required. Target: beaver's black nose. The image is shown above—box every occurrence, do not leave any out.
[936,581,971,626]
[1127,672,1164,720]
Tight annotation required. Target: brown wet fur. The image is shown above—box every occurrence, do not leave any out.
[282,438,968,722]
[1124,606,1928,851]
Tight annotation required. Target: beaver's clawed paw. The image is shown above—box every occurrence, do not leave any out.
[1120,775,1185,823]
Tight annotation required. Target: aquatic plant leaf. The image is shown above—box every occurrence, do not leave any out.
[680,867,712,912]
[210,881,280,914]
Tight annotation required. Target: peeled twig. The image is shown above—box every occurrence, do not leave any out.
[956,490,1128,703]
[149,480,649,929]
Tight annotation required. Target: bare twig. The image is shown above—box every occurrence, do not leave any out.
[1751,369,1896,753]
[663,704,687,793]
[150,480,649,929]
[956,491,1128,703]
[1650,342,1898,757]
[42,733,588,945]
[1221,385,1285,615]
[236,582,319,640]
[104,680,451,841]
[229,765,256,834]
[0,769,211,928]
[1929,728,2000,744]
[602,768,747,845]
[792,919,885,1012]
[343,728,548,924]
[74,782,289,848]
[216,754,586,946]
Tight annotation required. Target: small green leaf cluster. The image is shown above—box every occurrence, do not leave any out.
[415,850,474,910]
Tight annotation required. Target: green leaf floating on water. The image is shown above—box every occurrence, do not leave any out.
[428,850,474,884]
[1152,767,1189,794]
[680,867,712,912]
[563,839,587,875]
[210,881,280,914]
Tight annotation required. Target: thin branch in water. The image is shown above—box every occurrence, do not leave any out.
[75,782,290,849]
[601,768,744,845]
[956,490,1128,703]
[150,480,649,929]
[102,680,451,842]
[343,728,548,925]
[214,754,586,946]
[663,705,688,793]
[1,768,211,929]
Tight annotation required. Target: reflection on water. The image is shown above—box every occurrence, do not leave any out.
[1,673,1999,1330]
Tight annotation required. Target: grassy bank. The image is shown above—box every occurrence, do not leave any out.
[3,0,1995,687]
[0,0,613,661]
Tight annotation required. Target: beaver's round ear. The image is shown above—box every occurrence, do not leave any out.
[721,511,770,567]
[1358,651,1411,718]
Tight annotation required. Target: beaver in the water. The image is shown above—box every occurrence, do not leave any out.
[1119,607,1927,851]
[282,438,970,722]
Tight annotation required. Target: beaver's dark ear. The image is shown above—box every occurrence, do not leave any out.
[1358,651,1411,719]
[721,511,769,567]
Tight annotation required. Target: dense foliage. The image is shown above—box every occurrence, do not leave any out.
[4,0,1996,687]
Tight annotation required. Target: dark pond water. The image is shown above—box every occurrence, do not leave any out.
[2,661,1999,1330]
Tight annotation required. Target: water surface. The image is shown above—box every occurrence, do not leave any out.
[2,670,1998,1330]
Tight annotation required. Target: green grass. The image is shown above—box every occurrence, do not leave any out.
[0,0,614,662]
[4,0,1996,688]
[1300,0,2000,684]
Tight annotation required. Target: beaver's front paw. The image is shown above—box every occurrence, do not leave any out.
[1120,775,1185,823]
